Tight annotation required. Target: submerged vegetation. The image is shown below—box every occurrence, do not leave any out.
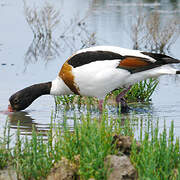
[0,112,179,179]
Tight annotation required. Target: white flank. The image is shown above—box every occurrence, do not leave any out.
[73,61,177,99]
[72,60,130,99]
[124,64,177,87]
[76,45,156,62]
[50,77,73,96]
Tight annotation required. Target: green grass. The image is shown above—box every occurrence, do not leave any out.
[0,121,12,169]
[131,121,180,180]
[55,112,117,179]
[127,78,159,102]
[0,110,179,179]
[55,95,98,113]
[111,78,159,103]
[13,125,53,179]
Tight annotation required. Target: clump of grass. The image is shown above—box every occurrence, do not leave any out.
[3,111,133,179]
[126,78,159,102]
[55,95,97,111]
[23,2,98,67]
[1,112,179,179]
[13,126,53,180]
[131,121,180,179]
[23,2,61,65]
[0,121,12,169]
[55,94,76,106]
[107,78,159,105]
[0,141,10,169]
[53,110,135,179]
[54,112,116,179]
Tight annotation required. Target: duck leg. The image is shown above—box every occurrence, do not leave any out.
[116,86,132,113]
[98,99,104,112]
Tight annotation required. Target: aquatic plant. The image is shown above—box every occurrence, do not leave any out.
[23,2,98,67]
[0,121,11,169]
[23,2,60,38]
[131,121,180,179]
[54,112,117,179]
[23,2,61,65]
[145,11,180,53]
[125,78,159,102]
[129,10,180,53]
[0,112,179,179]
[13,125,53,179]
[0,107,180,180]
[11,111,119,179]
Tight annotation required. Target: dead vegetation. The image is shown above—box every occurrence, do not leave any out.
[23,2,97,67]
[23,2,60,39]
[129,11,180,53]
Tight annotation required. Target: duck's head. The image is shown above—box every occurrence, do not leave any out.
[8,82,52,112]
[9,86,37,111]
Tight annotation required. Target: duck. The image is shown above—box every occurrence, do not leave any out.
[8,46,180,112]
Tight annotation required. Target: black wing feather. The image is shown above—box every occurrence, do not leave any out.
[67,51,124,68]
[142,52,180,64]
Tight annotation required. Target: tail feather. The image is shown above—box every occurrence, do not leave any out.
[163,57,180,64]
[142,52,180,64]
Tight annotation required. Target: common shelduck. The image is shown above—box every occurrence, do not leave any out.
[8,46,180,112]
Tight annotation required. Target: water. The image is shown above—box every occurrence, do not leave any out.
[0,0,180,139]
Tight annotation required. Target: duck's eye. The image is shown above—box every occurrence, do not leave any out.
[14,99,19,104]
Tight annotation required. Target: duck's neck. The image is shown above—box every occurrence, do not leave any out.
[20,81,52,104]
[28,82,52,98]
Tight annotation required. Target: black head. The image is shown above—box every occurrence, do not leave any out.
[9,89,33,111]
[9,82,52,111]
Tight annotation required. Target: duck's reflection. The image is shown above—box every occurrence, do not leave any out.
[8,111,50,136]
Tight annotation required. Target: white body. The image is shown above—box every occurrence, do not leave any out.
[73,62,176,99]
[51,46,178,99]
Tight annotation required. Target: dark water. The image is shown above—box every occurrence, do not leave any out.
[0,0,180,139]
